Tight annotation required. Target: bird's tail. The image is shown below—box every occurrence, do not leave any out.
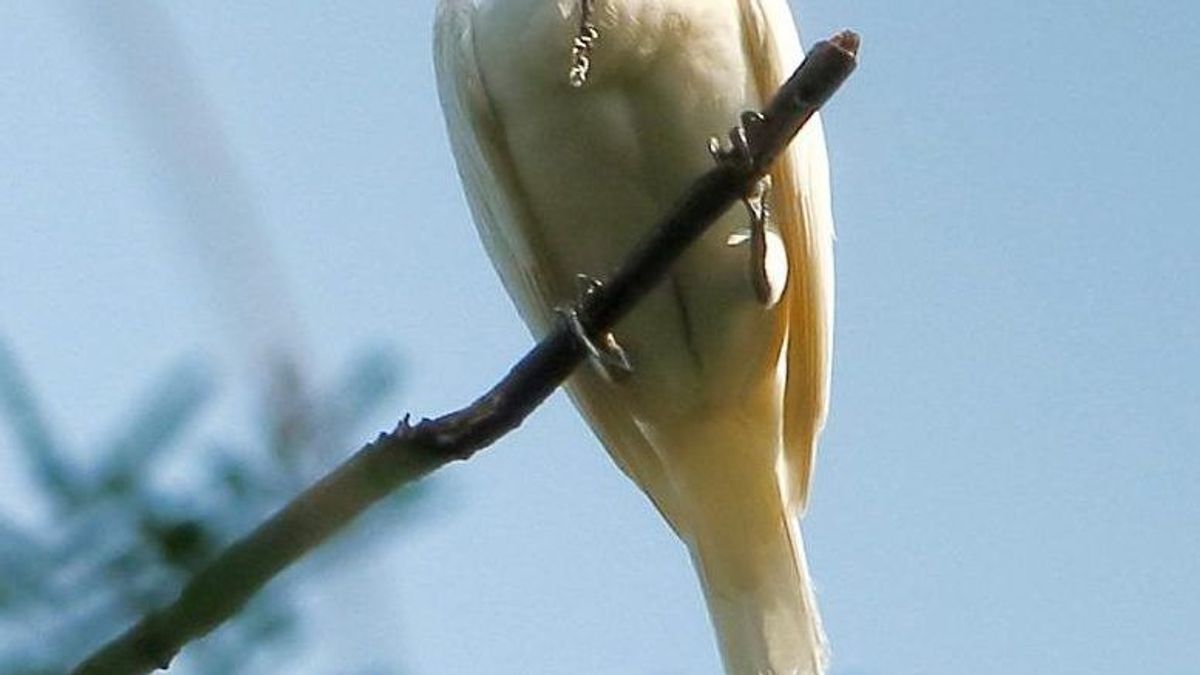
[684,483,827,675]
[657,407,827,675]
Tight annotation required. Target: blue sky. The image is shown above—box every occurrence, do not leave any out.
[2,1,1198,673]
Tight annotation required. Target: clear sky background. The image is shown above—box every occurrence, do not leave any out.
[2,1,1198,674]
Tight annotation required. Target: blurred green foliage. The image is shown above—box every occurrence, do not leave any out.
[0,340,430,674]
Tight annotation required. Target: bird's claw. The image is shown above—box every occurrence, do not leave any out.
[713,110,776,306]
[751,178,775,298]
[743,173,772,233]
[708,111,769,171]
[712,114,777,309]
[558,274,633,380]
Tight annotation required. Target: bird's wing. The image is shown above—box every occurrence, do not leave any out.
[433,0,682,527]
[739,0,836,512]
[433,0,558,335]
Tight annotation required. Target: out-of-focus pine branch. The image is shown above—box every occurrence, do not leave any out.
[3,3,432,673]
[0,342,81,506]
[0,339,419,674]
[93,360,212,499]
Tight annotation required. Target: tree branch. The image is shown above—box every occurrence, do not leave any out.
[71,30,859,675]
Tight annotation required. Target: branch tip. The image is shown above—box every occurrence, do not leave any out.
[830,30,861,58]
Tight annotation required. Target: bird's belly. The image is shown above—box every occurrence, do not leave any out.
[478,0,783,420]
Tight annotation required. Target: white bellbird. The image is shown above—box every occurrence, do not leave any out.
[435,1,835,672]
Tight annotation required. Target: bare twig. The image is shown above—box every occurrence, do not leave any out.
[71,31,859,675]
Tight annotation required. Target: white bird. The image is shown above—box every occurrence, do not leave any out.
[433,1,835,673]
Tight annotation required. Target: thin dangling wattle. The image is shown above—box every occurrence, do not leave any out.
[568,0,599,87]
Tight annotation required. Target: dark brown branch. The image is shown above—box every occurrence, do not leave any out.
[71,31,859,675]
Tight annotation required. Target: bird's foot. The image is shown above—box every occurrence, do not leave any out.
[725,174,776,307]
[708,111,769,171]
[568,0,599,88]
[558,275,633,381]
[712,111,778,307]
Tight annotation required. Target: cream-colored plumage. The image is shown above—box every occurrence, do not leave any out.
[434,1,834,672]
